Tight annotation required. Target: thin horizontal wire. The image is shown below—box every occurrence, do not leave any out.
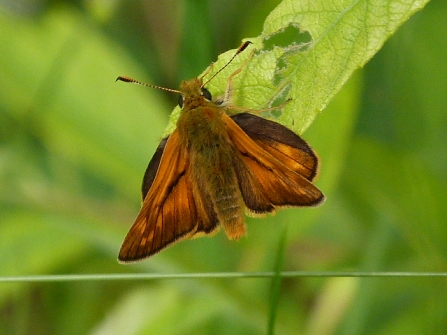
[1,271,447,283]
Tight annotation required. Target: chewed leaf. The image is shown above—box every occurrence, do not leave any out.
[260,0,429,134]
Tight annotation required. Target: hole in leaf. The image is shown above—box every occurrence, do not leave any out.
[261,83,291,119]
[264,24,312,51]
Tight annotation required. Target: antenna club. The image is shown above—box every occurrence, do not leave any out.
[238,41,252,54]
[116,76,135,83]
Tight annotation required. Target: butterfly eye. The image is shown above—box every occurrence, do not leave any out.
[202,88,212,101]
[178,95,184,108]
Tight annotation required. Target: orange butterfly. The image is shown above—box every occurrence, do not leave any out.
[117,42,325,263]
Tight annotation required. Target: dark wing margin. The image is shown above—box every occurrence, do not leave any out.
[141,136,169,200]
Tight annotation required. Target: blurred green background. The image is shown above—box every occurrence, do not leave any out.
[1,0,446,334]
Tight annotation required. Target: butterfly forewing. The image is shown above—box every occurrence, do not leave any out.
[225,113,325,211]
[231,113,318,181]
[119,132,202,262]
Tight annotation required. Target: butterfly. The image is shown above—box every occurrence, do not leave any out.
[117,41,325,262]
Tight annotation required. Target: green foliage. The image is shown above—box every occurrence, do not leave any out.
[2,0,447,334]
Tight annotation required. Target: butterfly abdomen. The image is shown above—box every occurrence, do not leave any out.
[191,140,246,239]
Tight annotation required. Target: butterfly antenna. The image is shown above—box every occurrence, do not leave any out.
[201,41,252,88]
[116,76,181,94]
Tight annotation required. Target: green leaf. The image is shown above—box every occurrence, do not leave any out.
[263,0,429,134]
[167,0,428,135]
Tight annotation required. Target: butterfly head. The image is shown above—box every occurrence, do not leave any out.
[178,77,212,108]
